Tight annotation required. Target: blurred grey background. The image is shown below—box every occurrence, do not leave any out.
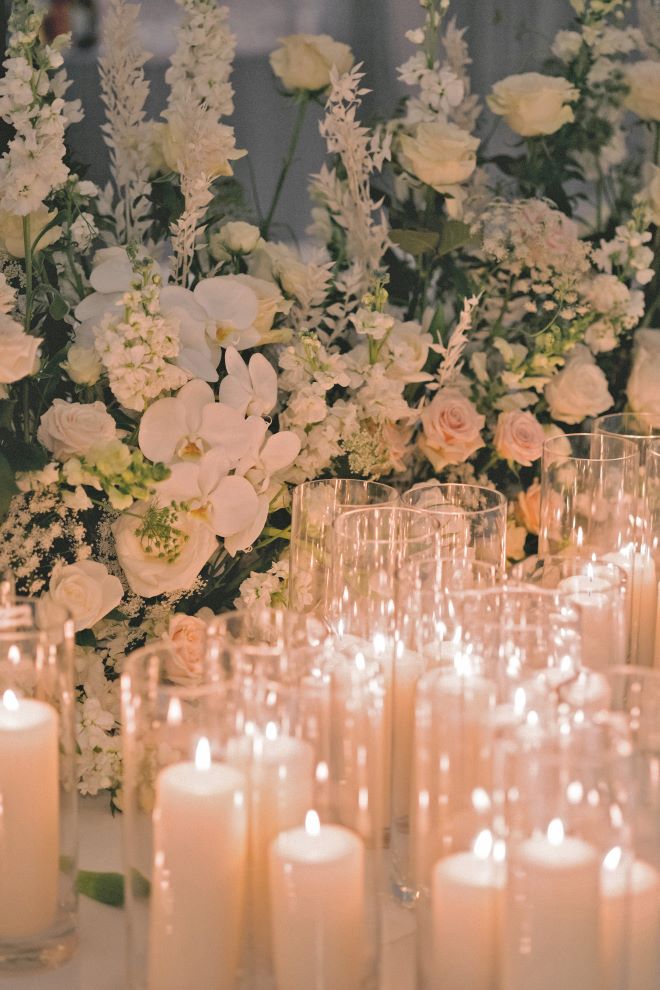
[6,0,574,239]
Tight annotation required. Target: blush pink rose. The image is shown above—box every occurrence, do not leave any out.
[164,611,212,685]
[419,388,485,471]
[515,481,542,535]
[494,410,545,466]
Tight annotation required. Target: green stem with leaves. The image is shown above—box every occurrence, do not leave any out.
[262,94,308,239]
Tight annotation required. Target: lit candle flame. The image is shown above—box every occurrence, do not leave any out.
[2,689,18,712]
[603,846,622,872]
[473,829,493,860]
[195,736,211,771]
[547,818,565,846]
[265,721,278,741]
[166,697,182,726]
[305,809,321,837]
[7,645,20,665]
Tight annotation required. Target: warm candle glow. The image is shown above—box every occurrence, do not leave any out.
[7,644,20,665]
[2,689,19,712]
[603,846,623,872]
[547,818,565,846]
[166,697,182,726]
[473,829,493,860]
[195,736,211,771]
[305,809,321,837]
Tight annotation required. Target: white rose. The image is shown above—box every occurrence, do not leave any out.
[487,73,578,137]
[270,34,353,92]
[163,611,213,685]
[544,345,613,424]
[399,121,479,190]
[215,221,262,255]
[0,318,42,383]
[113,502,218,598]
[640,163,660,225]
[624,60,660,121]
[419,387,485,471]
[515,481,542,535]
[37,399,118,461]
[0,206,61,258]
[494,410,545,466]
[61,344,103,386]
[627,329,660,426]
[157,114,246,178]
[44,560,123,632]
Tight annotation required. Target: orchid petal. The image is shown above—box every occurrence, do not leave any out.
[75,291,122,324]
[89,248,133,293]
[260,431,301,476]
[138,396,182,463]
[194,277,259,330]
[207,476,260,537]
[197,447,231,497]
[176,379,215,433]
[200,404,255,463]
[155,462,201,504]
[224,495,270,556]
[248,353,278,414]
[161,285,208,325]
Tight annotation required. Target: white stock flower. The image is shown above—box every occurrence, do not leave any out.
[218,346,278,417]
[37,399,118,461]
[487,73,578,137]
[138,378,257,466]
[350,307,395,341]
[43,560,123,632]
[419,387,485,471]
[399,120,479,190]
[494,410,545,466]
[582,273,631,314]
[545,346,613,424]
[624,61,660,121]
[0,318,41,383]
[270,34,353,92]
[627,329,660,426]
[113,501,217,599]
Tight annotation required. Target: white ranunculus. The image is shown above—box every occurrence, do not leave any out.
[194,275,261,351]
[0,206,61,258]
[61,344,103,386]
[44,560,123,632]
[138,378,259,466]
[218,346,278,417]
[544,346,613,424]
[640,163,660,225]
[399,121,479,190]
[487,73,579,137]
[627,329,660,426]
[215,221,262,255]
[0,317,42,383]
[113,502,218,598]
[494,410,545,466]
[37,399,118,461]
[270,34,353,92]
[419,387,485,470]
[624,60,660,121]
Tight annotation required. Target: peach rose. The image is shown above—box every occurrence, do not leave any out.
[494,410,545,466]
[515,481,542,535]
[419,387,485,471]
[164,610,213,685]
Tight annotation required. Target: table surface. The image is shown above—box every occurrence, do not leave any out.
[7,798,416,989]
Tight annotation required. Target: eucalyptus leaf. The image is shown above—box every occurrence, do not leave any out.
[389,229,440,257]
[48,293,69,321]
[437,220,477,257]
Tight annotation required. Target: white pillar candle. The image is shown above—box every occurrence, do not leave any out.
[391,647,425,823]
[269,810,366,990]
[600,857,660,990]
[557,574,621,669]
[501,820,601,990]
[430,835,505,990]
[654,581,660,669]
[148,738,247,990]
[0,689,59,939]
[606,549,657,666]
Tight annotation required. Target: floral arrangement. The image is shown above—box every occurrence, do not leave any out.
[0,0,657,796]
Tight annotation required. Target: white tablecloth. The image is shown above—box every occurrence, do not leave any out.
[7,798,416,989]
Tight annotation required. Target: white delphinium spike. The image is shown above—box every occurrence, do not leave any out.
[166,0,237,120]
[98,0,152,242]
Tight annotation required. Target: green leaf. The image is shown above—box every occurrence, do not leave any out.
[48,293,69,321]
[76,869,151,907]
[0,400,16,432]
[389,229,440,257]
[437,220,477,257]
[2,440,47,473]
[0,452,18,521]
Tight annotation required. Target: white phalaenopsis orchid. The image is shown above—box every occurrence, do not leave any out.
[138,378,256,465]
[193,276,260,350]
[219,346,278,417]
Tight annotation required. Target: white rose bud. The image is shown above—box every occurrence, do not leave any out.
[43,559,123,632]
[62,344,103,386]
[419,387,485,471]
[494,410,545,466]
[487,73,578,137]
[544,345,613,425]
[216,221,262,255]
[627,329,660,426]
[624,61,660,122]
[163,612,213,685]
[399,120,479,190]
[0,206,61,258]
[0,318,42,383]
[270,34,353,92]
[37,399,118,461]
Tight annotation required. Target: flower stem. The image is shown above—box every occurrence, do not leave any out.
[262,94,308,239]
[22,215,33,335]
[653,122,660,166]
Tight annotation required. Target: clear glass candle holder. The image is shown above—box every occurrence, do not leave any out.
[512,555,629,668]
[401,482,507,575]
[0,599,77,971]
[645,442,660,668]
[288,479,397,617]
[122,639,384,990]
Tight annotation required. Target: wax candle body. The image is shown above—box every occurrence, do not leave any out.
[430,851,504,990]
[148,761,247,990]
[654,581,660,669]
[391,649,425,823]
[269,822,366,990]
[557,575,621,669]
[501,834,601,990]
[0,697,59,938]
[607,550,657,666]
[601,859,660,990]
